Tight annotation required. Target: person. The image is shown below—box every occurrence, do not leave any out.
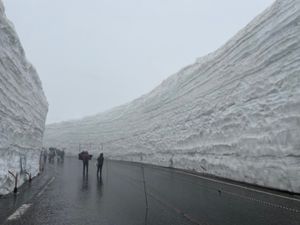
[97,153,104,177]
[80,151,91,175]
[57,149,65,163]
[61,150,65,162]
[48,148,55,164]
[43,150,47,165]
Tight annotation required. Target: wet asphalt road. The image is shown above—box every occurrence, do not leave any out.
[1,157,300,225]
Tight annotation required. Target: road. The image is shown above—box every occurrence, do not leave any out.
[0,157,299,225]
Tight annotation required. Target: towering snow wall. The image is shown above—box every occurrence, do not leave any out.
[45,0,300,193]
[0,1,48,195]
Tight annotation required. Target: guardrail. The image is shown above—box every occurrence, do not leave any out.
[8,171,18,194]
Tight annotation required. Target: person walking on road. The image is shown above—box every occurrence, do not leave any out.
[97,153,104,177]
[79,151,91,176]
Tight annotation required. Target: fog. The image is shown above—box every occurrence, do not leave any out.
[3,0,274,124]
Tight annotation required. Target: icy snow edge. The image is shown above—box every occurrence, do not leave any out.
[0,0,48,195]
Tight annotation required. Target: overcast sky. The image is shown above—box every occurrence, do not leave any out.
[4,0,274,124]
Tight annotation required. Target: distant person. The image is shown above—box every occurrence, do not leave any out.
[79,151,92,175]
[43,150,47,164]
[61,150,65,162]
[48,149,55,164]
[97,153,104,177]
[57,149,65,163]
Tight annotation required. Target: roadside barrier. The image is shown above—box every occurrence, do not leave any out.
[24,171,32,183]
[8,171,18,194]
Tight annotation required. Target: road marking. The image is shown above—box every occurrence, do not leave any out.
[173,170,300,203]
[223,190,300,213]
[152,167,300,213]
[37,177,55,198]
[7,204,32,221]
[5,177,55,223]
[121,161,300,203]
[125,161,300,203]
[147,191,204,225]
[120,173,205,225]
[119,169,208,225]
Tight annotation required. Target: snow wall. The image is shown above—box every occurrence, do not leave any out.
[0,1,48,195]
[44,0,300,193]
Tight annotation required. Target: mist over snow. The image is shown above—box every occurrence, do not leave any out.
[44,0,300,193]
[0,0,48,195]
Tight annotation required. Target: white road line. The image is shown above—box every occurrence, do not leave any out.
[131,162,300,203]
[223,189,300,213]
[6,177,56,222]
[37,177,55,198]
[7,204,32,221]
[175,170,300,203]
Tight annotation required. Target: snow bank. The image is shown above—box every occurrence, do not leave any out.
[45,0,300,193]
[0,1,48,195]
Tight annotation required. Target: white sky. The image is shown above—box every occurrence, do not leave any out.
[3,0,274,124]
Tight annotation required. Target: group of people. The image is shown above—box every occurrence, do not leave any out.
[79,151,104,177]
[47,147,65,163]
[40,147,65,171]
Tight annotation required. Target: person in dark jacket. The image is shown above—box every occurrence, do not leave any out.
[97,153,104,177]
[80,151,91,175]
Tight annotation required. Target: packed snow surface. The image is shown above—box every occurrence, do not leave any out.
[0,1,48,195]
[45,0,300,193]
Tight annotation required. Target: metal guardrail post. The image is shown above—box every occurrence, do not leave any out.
[8,171,18,194]
[24,171,32,183]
